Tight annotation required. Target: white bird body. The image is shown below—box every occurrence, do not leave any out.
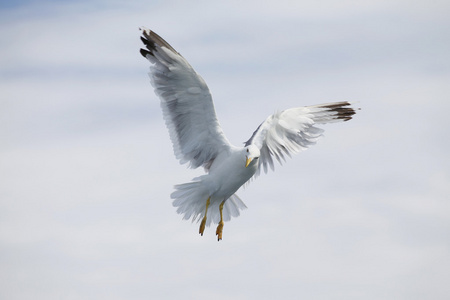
[171,146,258,227]
[206,146,259,199]
[139,27,357,240]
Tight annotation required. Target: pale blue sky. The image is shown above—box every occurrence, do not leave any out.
[1,1,450,299]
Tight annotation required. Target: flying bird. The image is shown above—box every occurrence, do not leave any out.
[139,27,357,241]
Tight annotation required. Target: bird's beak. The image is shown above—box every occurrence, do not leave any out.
[245,156,252,168]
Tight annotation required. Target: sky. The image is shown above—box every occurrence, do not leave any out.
[1,0,450,299]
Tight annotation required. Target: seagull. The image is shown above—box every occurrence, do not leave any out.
[139,27,357,241]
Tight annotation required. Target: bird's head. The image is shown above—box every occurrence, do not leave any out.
[245,145,260,168]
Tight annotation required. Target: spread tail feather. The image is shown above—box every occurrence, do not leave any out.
[171,177,247,226]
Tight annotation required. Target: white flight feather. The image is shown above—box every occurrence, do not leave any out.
[142,29,231,170]
[246,102,354,177]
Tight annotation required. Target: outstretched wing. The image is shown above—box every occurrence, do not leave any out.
[140,27,231,170]
[245,101,357,176]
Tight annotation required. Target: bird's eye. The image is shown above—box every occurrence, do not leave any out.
[246,149,249,153]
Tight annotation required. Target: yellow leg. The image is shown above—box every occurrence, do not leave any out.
[199,197,210,236]
[216,200,225,241]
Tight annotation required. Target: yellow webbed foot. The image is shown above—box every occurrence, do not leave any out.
[216,221,224,241]
[199,216,207,236]
[215,200,226,241]
[199,197,211,237]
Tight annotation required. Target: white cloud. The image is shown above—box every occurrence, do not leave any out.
[1,0,450,299]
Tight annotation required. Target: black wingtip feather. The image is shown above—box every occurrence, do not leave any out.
[139,27,180,58]
[140,36,148,45]
[140,48,152,58]
[322,101,358,121]
[140,34,157,57]
[140,36,156,51]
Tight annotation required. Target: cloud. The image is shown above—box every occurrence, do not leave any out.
[1,0,450,299]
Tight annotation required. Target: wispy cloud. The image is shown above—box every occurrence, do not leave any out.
[1,0,450,299]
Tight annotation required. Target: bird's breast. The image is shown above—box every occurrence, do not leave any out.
[206,154,257,199]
